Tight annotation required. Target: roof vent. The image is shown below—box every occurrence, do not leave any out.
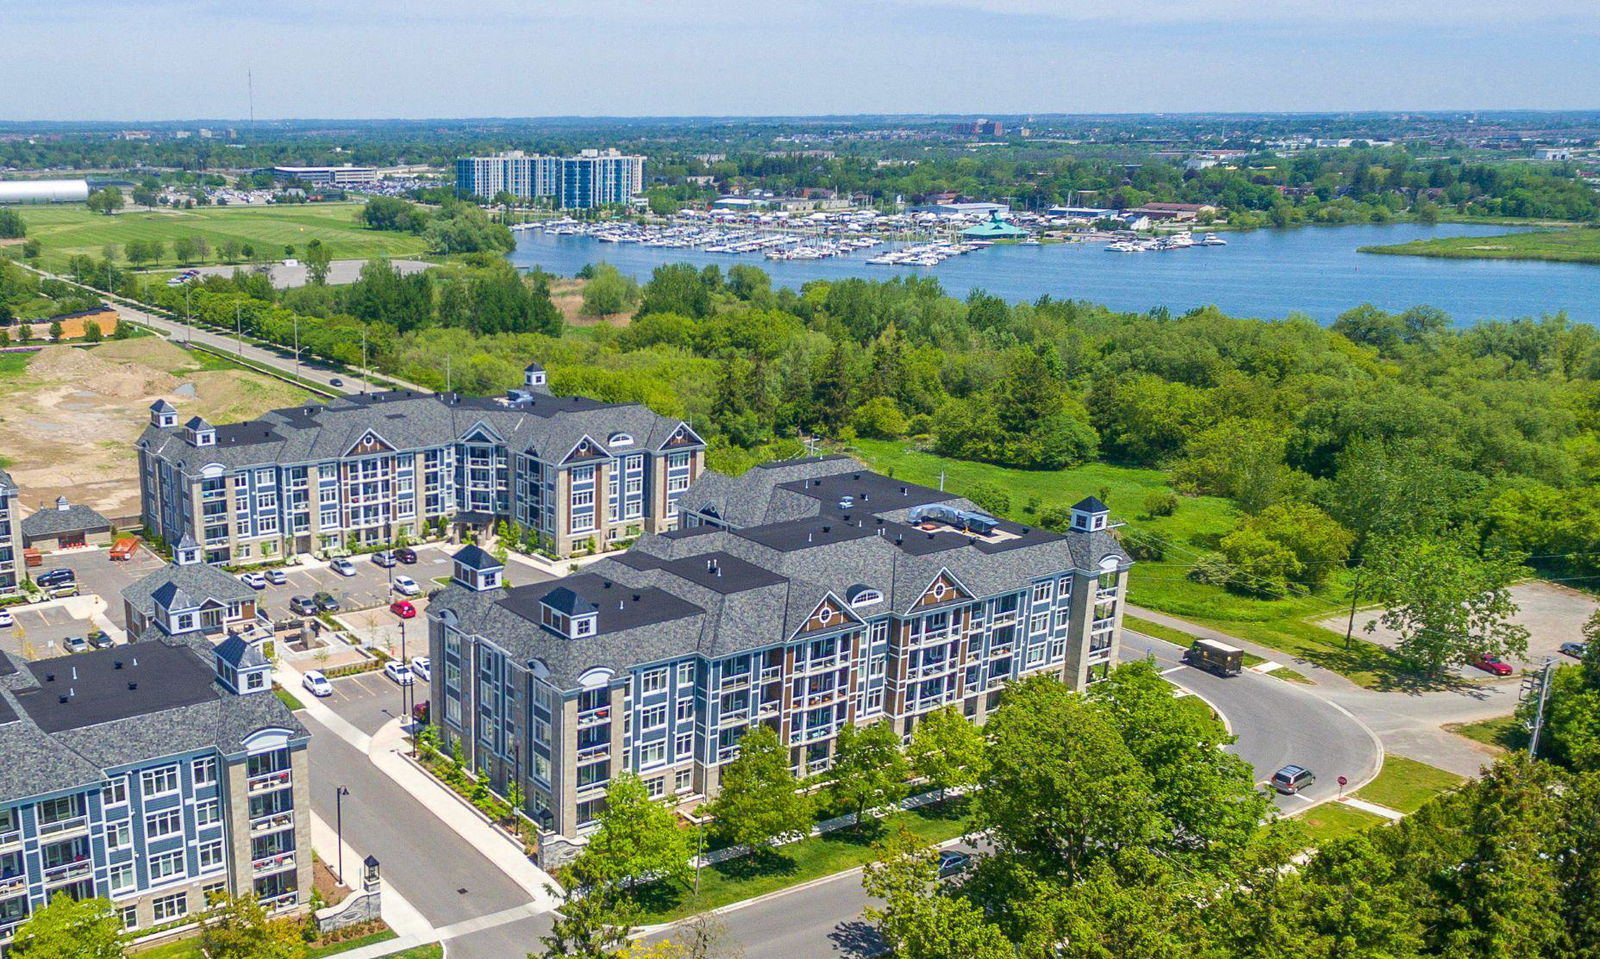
[895,535,903,545]
[114,661,123,670]
[602,580,612,589]
[128,682,138,691]
[632,593,641,602]
[928,532,935,540]
[1021,527,1031,533]
[969,537,978,545]
[822,525,831,534]
[45,672,55,683]
[900,486,908,495]
[58,695,69,704]
[852,473,860,480]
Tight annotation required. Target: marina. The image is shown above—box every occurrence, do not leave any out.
[506,222,1599,326]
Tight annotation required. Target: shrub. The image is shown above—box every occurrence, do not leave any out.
[964,481,1011,516]
[1187,552,1233,586]
[1119,527,1166,561]
[1143,490,1179,517]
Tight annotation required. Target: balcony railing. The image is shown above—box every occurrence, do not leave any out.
[0,873,25,896]
[251,811,295,835]
[1096,587,1118,602]
[756,699,781,717]
[717,708,750,725]
[800,689,844,709]
[718,673,751,691]
[0,917,25,941]
[577,707,611,728]
[247,770,292,795]
[36,816,87,839]
[795,654,842,674]
[906,660,955,681]
[252,853,296,877]
[0,830,19,851]
[260,892,298,912]
[41,859,91,886]
[1091,617,1116,632]
[759,665,784,683]
[576,740,610,760]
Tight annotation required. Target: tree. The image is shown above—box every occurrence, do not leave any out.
[961,482,1010,517]
[537,854,637,959]
[1218,501,1353,595]
[199,892,307,959]
[830,719,909,826]
[639,263,711,318]
[47,320,63,342]
[172,236,197,264]
[849,396,907,439]
[1289,834,1423,959]
[907,705,985,802]
[863,829,1013,959]
[1364,530,1530,674]
[0,207,25,238]
[303,239,333,286]
[9,893,125,959]
[581,263,641,318]
[585,773,692,889]
[85,186,124,215]
[705,725,813,852]
[219,239,244,262]
[83,319,103,342]
[191,235,212,262]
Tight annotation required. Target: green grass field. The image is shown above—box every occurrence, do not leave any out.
[1354,755,1465,814]
[849,440,1405,688]
[1294,802,1387,848]
[132,928,397,958]
[1447,715,1525,754]
[1361,228,1600,265]
[17,203,429,272]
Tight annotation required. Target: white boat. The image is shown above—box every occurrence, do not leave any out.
[1202,233,1228,246]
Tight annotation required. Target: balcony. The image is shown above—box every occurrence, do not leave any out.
[716,708,750,726]
[1091,617,1116,632]
[252,853,296,877]
[906,660,955,681]
[799,689,844,709]
[260,892,298,912]
[718,673,751,692]
[759,665,784,683]
[576,740,611,761]
[577,707,611,729]
[0,830,19,852]
[756,699,781,717]
[36,816,88,840]
[716,745,741,763]
[576,777,609,796]
[1096,587,1117,602]
[248,770,293,795]
[0,873,25,897]
[251,811,295,836]
[41,859,91,887]
[796,654,842,675]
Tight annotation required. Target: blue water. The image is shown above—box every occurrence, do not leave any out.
[506,222,1599,326]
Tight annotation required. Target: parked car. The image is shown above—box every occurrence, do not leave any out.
[383,661,415,686]
[63,635,89,654]
[313,591,340,612]
[409,656,431,681]
[301,670,333,698]
[389,600,416,619]
[1270,765,1316,795]
[391,575,421,597]
[35,568,74,588]
[329,378,344,388]
[239,572,267,590]
[937,850,971,878]
[290,595,318,616]
[48,584,79,599]
[265,569,288,586]
[88,631,113,650]
[372,550,396,568]
[330,557,357,577]
[395,547,418,564]
[1468,653,1514,677]
[1560,641,1589,659]
[0,610,13,629]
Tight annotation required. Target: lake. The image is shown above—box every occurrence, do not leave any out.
[506,222,1598,326]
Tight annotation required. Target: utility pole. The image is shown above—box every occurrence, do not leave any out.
[235,301,243,356]
[1342,566,1363,650]
[293,315,300,380]
[334,785,350,883]
[1526,658,1556,759]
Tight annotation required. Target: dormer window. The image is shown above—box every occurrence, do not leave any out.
[185,416,216,448]
[572,614,596,637]
[608,432,634,448]
[847,585,883,608]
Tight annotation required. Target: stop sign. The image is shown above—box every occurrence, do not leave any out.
[1337,775,1348,787]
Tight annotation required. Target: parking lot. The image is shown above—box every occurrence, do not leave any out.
[0,602,111,660]
[31,546,167,630]
[301,659,422,737]
[251,547,456,621]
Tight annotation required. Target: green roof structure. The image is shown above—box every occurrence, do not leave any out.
[961,210,1031,239]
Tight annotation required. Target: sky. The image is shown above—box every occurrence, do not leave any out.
[5,0,1599,120]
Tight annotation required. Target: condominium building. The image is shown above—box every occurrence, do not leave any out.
[136,366,705,564]
[0,631,311,945]
[455,150,646,209]
[427,456,1132,857]
[0,470,21,596]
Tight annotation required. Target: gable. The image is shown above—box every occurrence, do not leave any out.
[345,429,394,456]
[563,434,608,464]
[661,422,704,449]
[460,420,504,445]
[912,571,971,610]
[794,593,861,638]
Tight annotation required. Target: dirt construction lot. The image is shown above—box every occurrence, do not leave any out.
[1321,580,1598,673]
[0,339,311,519]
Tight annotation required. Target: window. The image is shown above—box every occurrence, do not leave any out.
[868,655,886,678]
[103,776,128,806]
[203,881,226,903]
[677,661,694,685]
[675,732,694,759]
[145,808,183,839]
[109,862,135,893]
[198,839,225,871]
[646,777,666,799]
[152,893,188,922]
[1032,581,1053,604]
[639,742,666,768]
[108,821,132,851]
[142,765,180,796]
[675,698,694,722]
[640,669,667,694]
[640,705,666,729]
[120,905,139,930]
[675,768,693,793]
[1030,613,1048,635]
[864,689,884,716]
[192,757,218,786]
[150,851,185,882]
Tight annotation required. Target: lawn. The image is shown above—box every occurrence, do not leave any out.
[15,203,429,272]
[630,798,971,924]
[1293,802,1387,848]
[1360,228,1600,266]
[1353,755,1465,814]
[131,928,397,958]
[1446,715,1525,754]
[850,440,1407,689]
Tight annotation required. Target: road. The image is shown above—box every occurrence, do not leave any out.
[693,633,1384,958]
[16,261,429,395]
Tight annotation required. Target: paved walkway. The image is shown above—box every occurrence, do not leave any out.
[1339,796,1405,822]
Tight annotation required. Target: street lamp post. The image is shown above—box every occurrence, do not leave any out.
[399,620,410,741]
[235,301,243,357]
[334,785,351,883]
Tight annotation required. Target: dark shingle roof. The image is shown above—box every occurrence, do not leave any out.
[21,503,112,539]
[123,562,257,620]
[215,635,267,669]
[452,544,500,571]
[1073,496,1109,513]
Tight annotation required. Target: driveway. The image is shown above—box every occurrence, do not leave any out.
[252,547,455,620]
[1,603,105,659]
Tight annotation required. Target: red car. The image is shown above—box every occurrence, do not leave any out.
[1468,653,1513,676]
[389,600,416,619]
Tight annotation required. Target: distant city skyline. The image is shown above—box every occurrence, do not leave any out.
[5,0,1600,120]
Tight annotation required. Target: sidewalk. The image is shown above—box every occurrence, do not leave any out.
[308,811,434,941]
[1127,604,1363,692]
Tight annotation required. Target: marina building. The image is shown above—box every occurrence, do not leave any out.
[135,366,705,564]
[455,150,646,209]
[0,630,311,945]
[427,456,1131,855]
[0,470,22,596]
